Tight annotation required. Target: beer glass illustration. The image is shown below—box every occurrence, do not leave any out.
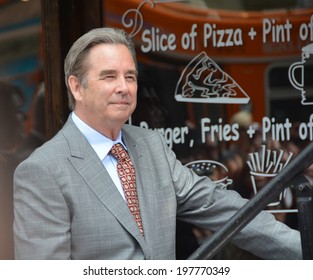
[289,42,313,105]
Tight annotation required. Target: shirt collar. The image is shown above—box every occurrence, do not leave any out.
[71,112,125,161]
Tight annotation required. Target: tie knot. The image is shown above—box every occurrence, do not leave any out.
[110,143,128,161]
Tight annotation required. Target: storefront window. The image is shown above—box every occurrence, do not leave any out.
[0,0,43,260]
[104,0,313,221]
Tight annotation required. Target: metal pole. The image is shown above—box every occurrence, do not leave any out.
[295,177,313,260]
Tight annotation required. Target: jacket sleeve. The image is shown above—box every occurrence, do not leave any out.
[156,132,303,260]
[13,157,71,260]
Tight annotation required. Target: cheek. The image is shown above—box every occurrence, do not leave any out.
[131,92,137,109]
[92,85,110,102]
[82,89,103,109]
[131,85,138,99]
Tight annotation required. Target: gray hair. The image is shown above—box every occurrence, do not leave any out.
[64,27,137,110]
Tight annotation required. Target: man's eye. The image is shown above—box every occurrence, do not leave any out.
[103,75,115,79]
[126,75,136,81]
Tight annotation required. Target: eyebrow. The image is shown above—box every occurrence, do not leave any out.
[99,69,138,77]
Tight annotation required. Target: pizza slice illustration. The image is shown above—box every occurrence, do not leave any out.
[175,51,250,104]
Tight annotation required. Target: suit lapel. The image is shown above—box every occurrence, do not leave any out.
[61,117,151,258]
[122,128,156,251]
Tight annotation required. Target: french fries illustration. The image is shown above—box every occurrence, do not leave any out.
[247,145,293,207]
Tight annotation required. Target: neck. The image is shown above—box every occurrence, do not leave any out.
[73,110,123,140]
[102,127,122,141]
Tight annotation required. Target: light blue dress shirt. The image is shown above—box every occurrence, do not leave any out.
[71,112,126,200]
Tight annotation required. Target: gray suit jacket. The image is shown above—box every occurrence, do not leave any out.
[13,116,302,259]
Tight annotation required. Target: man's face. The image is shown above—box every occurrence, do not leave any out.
[70,43,138,135]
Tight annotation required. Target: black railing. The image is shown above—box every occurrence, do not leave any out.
[187,142,313,260]
[295,175,313,259]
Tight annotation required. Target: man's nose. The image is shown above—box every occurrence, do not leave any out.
[116,77,129,93]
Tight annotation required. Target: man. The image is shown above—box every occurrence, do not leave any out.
[13,27,302,260]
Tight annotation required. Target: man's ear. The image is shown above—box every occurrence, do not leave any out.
[68,75,83,102]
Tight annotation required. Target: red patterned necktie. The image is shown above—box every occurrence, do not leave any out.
[110,143,144,235]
